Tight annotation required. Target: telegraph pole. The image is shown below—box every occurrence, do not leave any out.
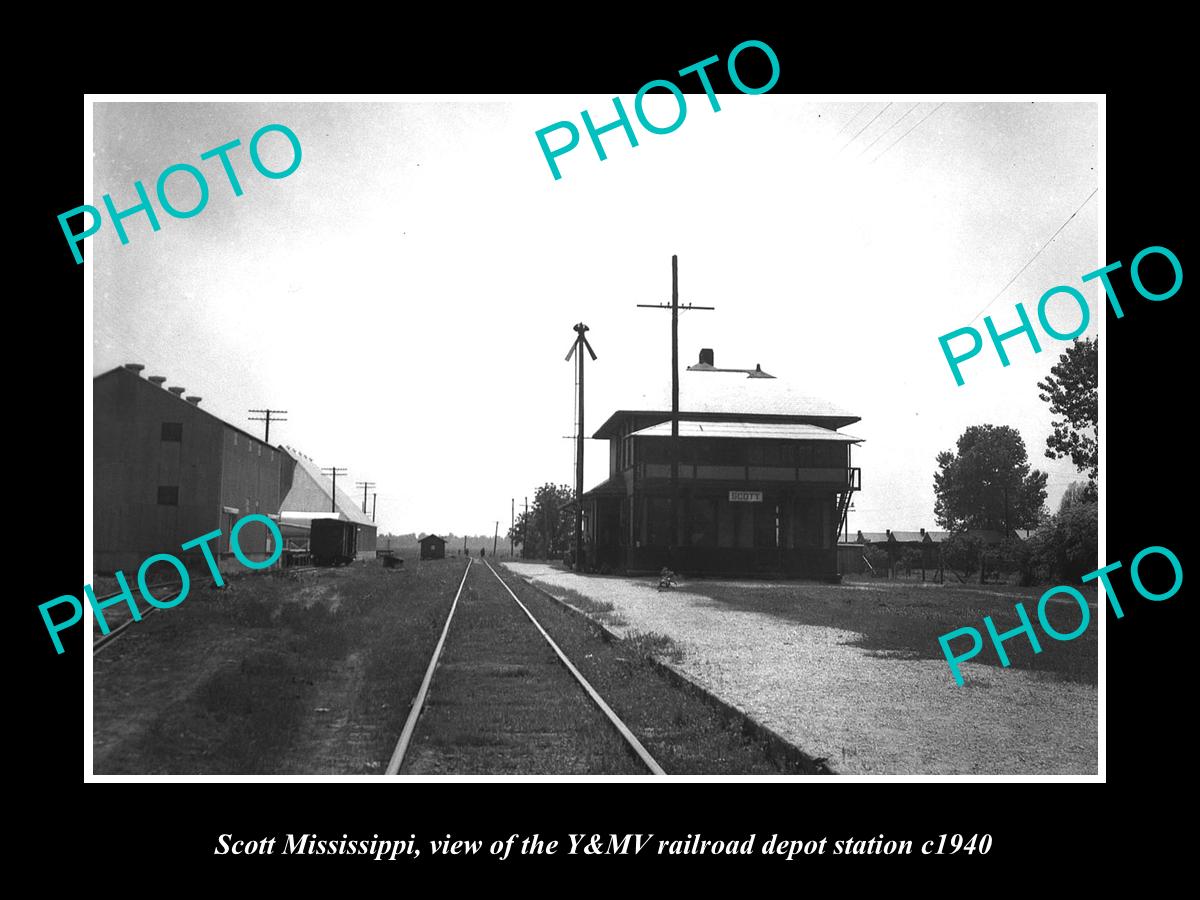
[637,256,714,551]
[321,467,347,512]
[565,323,597,570]
[523,496,528,559]
[493,521,499,557]
[511,498,515,556]
[372,492,377,523]
[248,408,287,443]
[356,481,376,514]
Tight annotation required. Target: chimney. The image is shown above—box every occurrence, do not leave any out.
[699,348,714,366]
[920,528,926,536]
[148,376,167,387]
[168,386,186,396]
[185,396,202,405]
[123,363,145,376]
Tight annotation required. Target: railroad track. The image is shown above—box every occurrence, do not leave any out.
[386,558,665,776]
[91,582,183,655]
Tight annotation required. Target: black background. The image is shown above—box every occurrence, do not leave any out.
[21,24,1188,882]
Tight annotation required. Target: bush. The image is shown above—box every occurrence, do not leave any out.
[1033,501,1098,581]
[863,546,889,577]
[942,533,983,580]
[899,547,925,575]
[996,537,1037,586]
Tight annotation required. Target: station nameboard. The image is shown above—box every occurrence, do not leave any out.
[729,490,763,502]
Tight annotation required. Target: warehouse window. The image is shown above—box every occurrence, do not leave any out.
[161,422,183,442]
[157,486,179,506]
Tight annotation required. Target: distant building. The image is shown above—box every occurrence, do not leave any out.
[579,357,862,578]
[278,449,377,558]
[93,364,283,574]
[419,534,446,560]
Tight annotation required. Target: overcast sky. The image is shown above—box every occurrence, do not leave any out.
[90,97,1098,536]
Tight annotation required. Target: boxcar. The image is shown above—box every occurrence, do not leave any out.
[310,519,358,566]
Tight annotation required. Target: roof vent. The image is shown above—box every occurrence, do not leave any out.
[185,395,202,405]
[168,386,186,396]
[148,376,167,386]
[124,363,145,375]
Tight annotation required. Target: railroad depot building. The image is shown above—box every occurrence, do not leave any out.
[579,362,862,577]
[278,448,378,557]
[93,364,284,574]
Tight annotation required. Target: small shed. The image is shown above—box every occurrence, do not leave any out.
[419,534,446,560]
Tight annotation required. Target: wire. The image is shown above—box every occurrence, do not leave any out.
[833,103,868,139]
[963,187,1098,325]
[870,102,945,163]
[857,103,918,157]
[837,102,892,156]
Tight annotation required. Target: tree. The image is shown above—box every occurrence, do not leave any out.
[1059,480,1097,513]
[1031,500,1098,581]
[1038,337,1097,485]
[941,532,983,582]
[933,425,1048,533]
[507,483,574,559]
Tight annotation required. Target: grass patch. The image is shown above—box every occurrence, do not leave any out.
[547,586,629,628]
[497,573,826,775]
[94,559,470,774]
[622,630,685,665]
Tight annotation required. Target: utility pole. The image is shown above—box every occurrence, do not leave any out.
[565,323,597,570]
[637,256,714,551]
[321,467,347,513]
[248,408,287,444]
[371,492,377,523]
[493,521,499,557]
[511,498,515,556]
[356,481,376,514]
[523,496,528,559]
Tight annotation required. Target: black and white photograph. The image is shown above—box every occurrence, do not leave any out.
[79,92,1108,779]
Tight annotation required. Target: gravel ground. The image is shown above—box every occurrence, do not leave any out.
[502,563,1097,775]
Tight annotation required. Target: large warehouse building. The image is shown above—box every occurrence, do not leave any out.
[579,357,862,578]
[93,364,284,574]
[279,449,377,557]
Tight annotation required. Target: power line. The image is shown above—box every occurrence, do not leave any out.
[837,102,892,155]
[857,103,918,157]
[870,102,945,163]
[963,187,1098,326]
[247,408,287,443]
[833,103,868,139]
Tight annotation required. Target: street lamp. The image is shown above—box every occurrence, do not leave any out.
[686,348,775,378]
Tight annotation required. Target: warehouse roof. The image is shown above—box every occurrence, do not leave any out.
[280,449,375,527]
[594,372,859,438]
[629,420,863,442]
[95,365,276,451]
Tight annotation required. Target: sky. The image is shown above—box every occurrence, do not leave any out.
[90,97,1099,537]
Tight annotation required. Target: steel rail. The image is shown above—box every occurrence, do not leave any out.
[385,559,474,775]
[482,559,665,776]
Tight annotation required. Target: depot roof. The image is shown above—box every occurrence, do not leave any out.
[594,373,859,438]
[629,420,863,442]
